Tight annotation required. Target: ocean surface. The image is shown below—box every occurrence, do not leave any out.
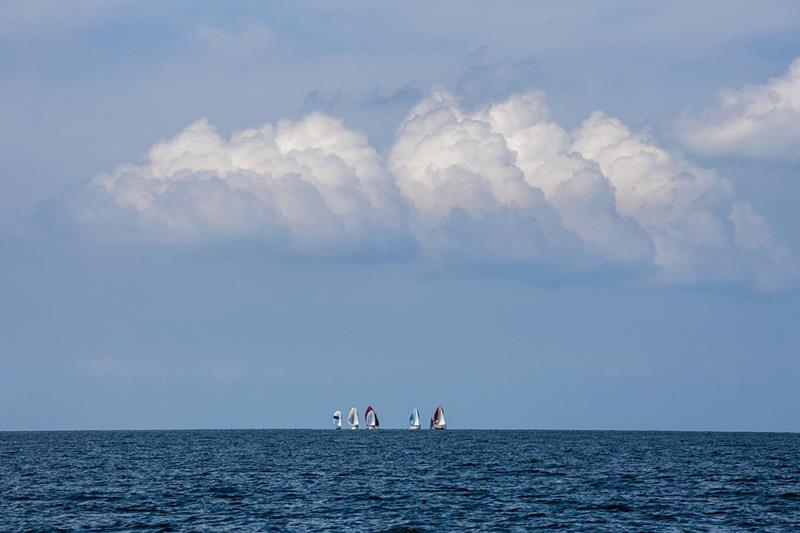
[1,430,799,531]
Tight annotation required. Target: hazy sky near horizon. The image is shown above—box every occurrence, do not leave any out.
[2,1,800,430]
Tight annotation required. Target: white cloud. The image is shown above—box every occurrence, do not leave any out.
[678,58,800,159]
[46,91,796,289]
[482,93,654,267]
[85,113,411,256]
[573,112,794,289]
[388,91,652,273]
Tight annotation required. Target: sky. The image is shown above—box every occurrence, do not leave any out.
[1,1,800,431]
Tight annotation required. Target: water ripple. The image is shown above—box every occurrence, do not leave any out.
[1,430,799,531]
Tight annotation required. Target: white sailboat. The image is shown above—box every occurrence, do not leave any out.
[333,409,342,430]
[409,407,420,430]
[430,404,446,430]
[347,406,359,430]
[365,406,380,429]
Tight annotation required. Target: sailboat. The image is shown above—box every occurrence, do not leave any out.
[430,404,447,430]
[365,406,380,429]
[347,406,359,430]
[409,407,420,430]
[333,409,342,430]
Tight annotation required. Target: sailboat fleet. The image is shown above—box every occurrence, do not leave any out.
[332,405,446,430]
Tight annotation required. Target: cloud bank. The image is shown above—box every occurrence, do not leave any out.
[44,91,796,289]
[679,58,800,159]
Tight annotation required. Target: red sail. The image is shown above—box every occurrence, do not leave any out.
[432,405,446,429]
[365,406,378,427]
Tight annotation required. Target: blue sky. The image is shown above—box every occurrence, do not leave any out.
[1,1,799,430]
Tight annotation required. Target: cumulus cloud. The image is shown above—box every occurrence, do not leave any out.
[573,112,794,288]
[43,91,796,289]
[678,58,800,159]
[59,113,412,257]
[388,91,652,274]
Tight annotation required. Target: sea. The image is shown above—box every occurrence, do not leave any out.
[1,430,799,531]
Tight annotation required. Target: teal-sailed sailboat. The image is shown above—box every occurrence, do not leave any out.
[409,407,420,430]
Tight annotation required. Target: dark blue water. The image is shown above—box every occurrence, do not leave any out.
[1,430,799,531]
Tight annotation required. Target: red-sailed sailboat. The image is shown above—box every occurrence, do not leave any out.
[365,406,380,429]
[429,405,447,430]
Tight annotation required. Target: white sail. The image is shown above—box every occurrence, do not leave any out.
[348,406,359,429]
[365,406,379,429]
[409,407,420,430]
[333,409,342,429]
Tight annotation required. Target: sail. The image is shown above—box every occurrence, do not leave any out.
[348,406,359,428]
[365,406,379,428]
[431,405,446,430]
[333,410,342,429]
[409,408,420,429]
